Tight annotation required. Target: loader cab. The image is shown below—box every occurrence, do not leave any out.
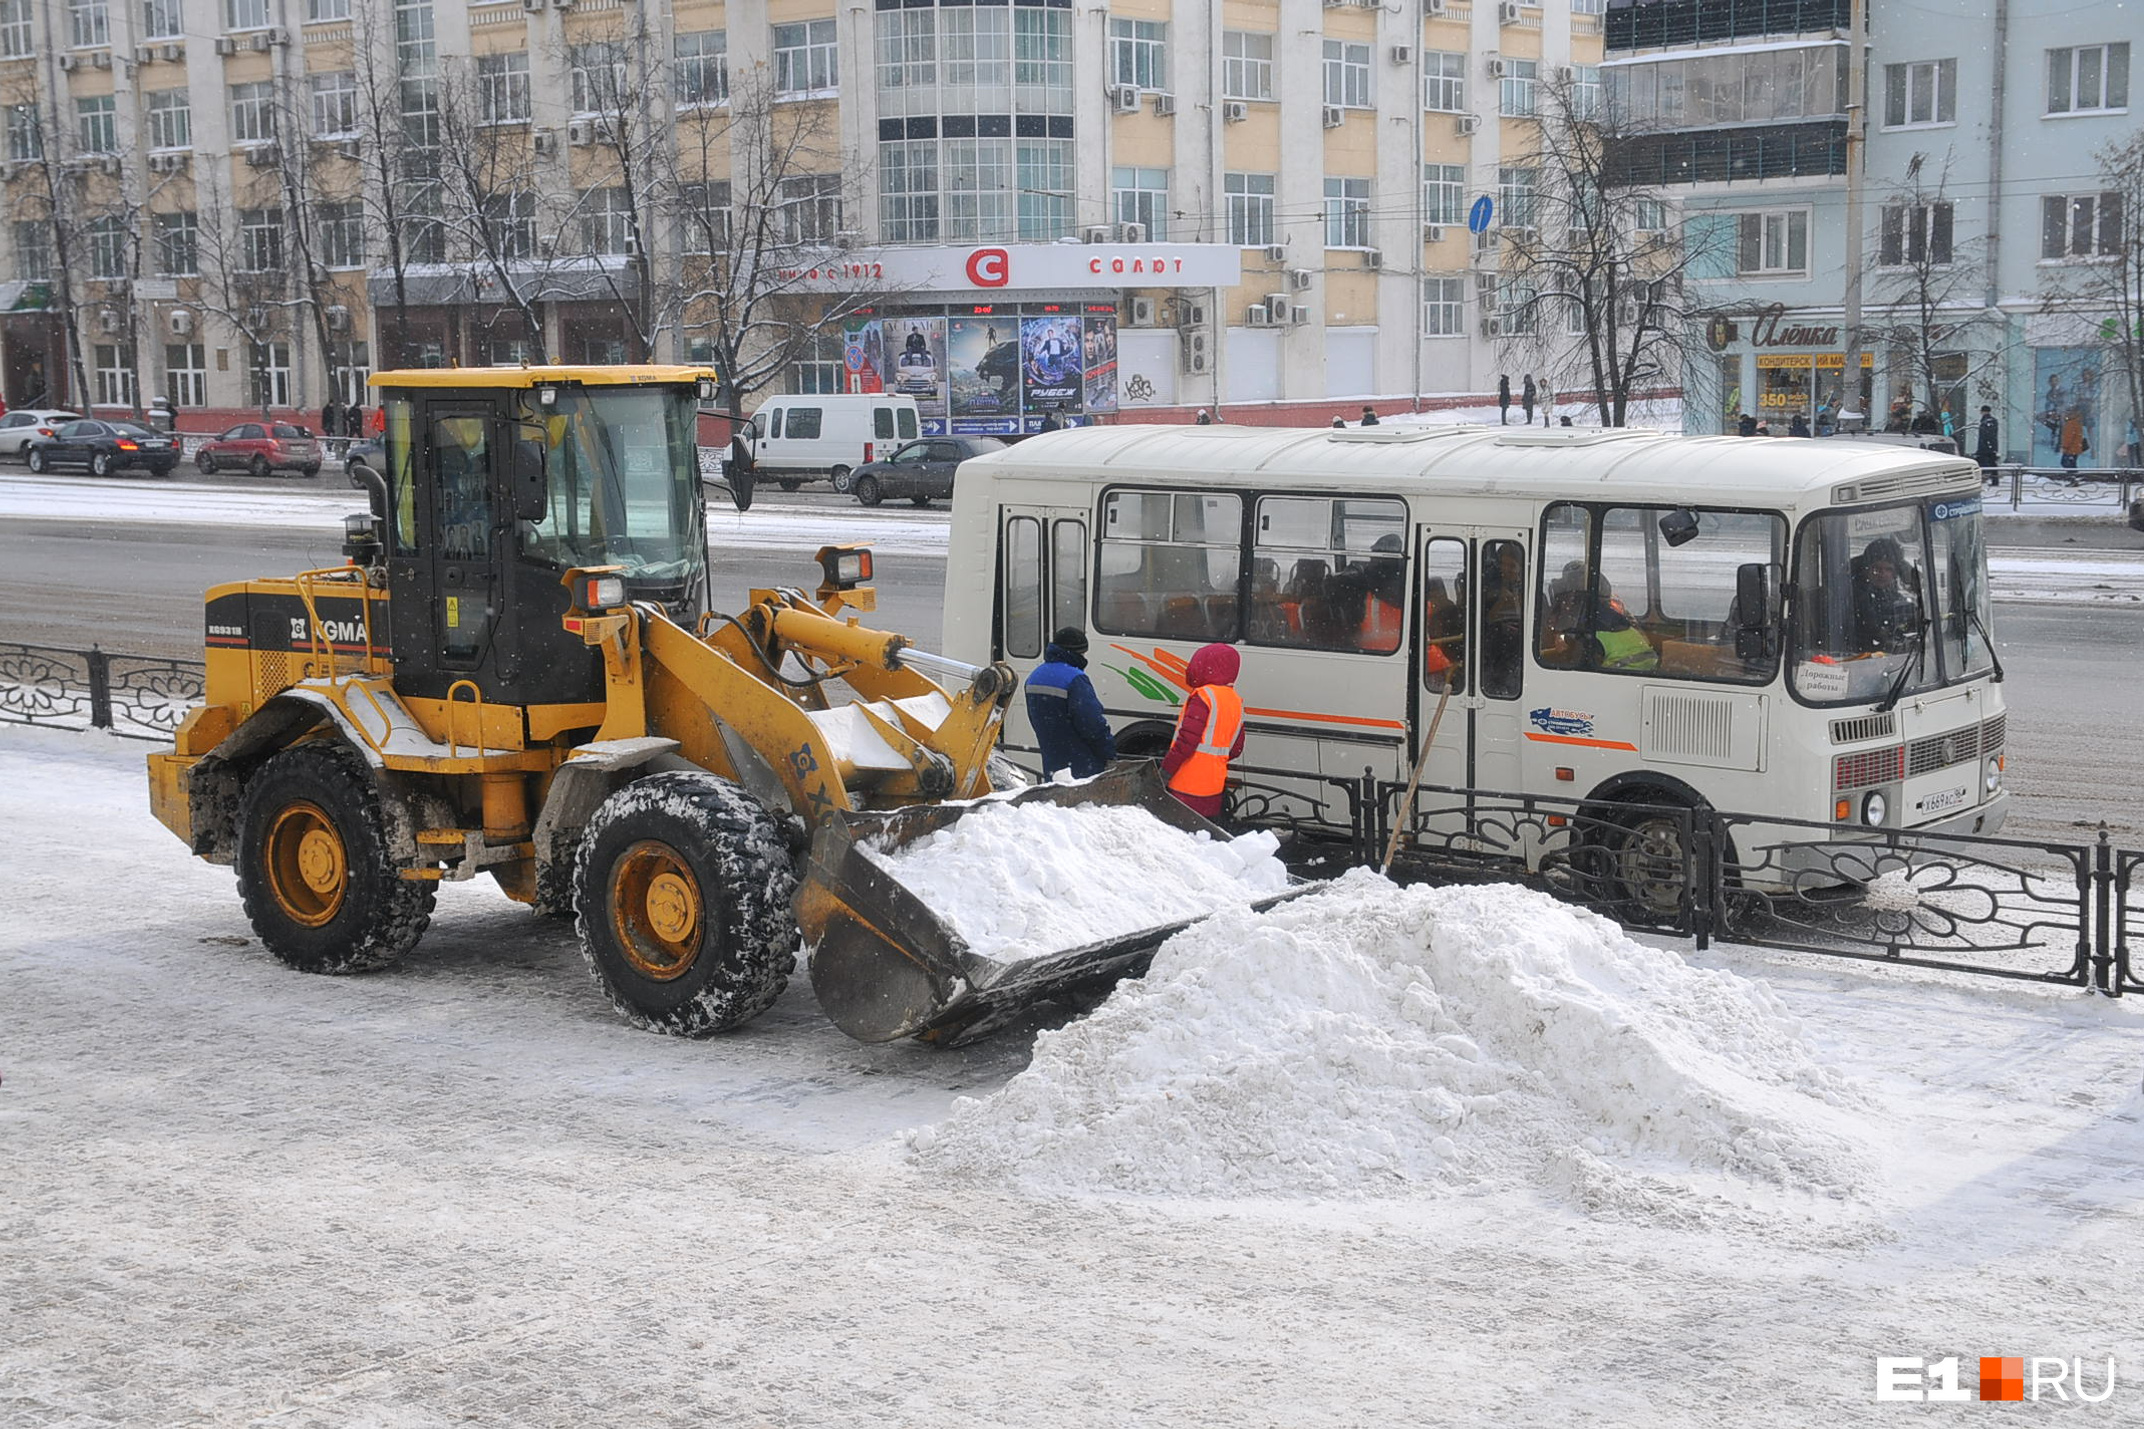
[372,366,713,708]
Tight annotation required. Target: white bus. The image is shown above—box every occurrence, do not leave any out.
[942,423,2008,900]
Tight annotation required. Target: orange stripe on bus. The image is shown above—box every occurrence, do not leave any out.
[1524,731,1639,751]
[1248,706,1406,730]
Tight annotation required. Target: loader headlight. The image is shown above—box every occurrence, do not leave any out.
[1862,791,1887,827]
[818,545,873,589]
[583,575,626,609]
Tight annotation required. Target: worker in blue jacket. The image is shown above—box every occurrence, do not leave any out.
[1024,626,1116,779]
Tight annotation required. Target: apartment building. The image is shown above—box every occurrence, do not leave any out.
[0,0,1607,429]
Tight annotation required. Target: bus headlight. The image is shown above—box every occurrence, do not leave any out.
[1985,755,2003,794]
[1862,791,1888,827]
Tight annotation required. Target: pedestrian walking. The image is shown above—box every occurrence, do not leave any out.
[1024,627,1116,780]
[2122,418,2141,471]
[345,403,365,439]
[1496,374,1512,425]
[1521,374,1537,426]
[1160,643,1246,821]
[321,397,343,439]
[2058,408,2089,470]
[1738,413,1758,438]
[1037,411,1062,433]
[1974,406,2000,477]
[1789,413,1811,437]
[1359,405,1380,426]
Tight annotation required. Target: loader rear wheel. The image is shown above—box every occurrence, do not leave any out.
[575,772,798,1036]
[236,741,435,973]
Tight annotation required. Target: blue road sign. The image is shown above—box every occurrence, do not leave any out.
[1468,196,1494,235]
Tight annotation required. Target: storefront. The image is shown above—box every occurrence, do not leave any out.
[1705,306,1872,434]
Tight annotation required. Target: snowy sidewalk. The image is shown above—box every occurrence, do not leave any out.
[4,722,2142,1426]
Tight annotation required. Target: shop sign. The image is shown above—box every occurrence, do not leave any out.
[773,244,1243,293]
[1749,302,1840,349]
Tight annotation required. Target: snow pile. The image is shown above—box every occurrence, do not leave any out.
[865,801,1291,963]
[908,872,1878,1218]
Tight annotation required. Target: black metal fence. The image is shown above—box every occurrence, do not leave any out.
[0,642,204,740]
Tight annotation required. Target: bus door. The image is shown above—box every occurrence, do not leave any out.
[996,506,1090,756]
[1407,527,1530,827]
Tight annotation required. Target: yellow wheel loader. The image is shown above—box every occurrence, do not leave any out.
[147,366,1241,1044]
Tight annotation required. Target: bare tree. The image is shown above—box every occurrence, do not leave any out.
[2,72,93,407]
[2041,132,2144,465]
[266,76,364,413]
[349,0,424,370]
[431,57,550,362]
[191,164,299,419]
[1862,154,1998,433]
[1494,75,1720,426]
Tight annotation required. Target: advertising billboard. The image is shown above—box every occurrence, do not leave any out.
[886,316,947,417]
[1083,310,1119,414]
[949,317,1022,434]
[1020,315,1082,417]
[841,317,885,394]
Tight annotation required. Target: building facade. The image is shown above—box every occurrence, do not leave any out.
[0,0,1608,428]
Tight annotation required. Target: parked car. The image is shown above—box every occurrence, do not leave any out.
[195,421,322,477]
[23,418,181,476]
[343,437,383,490]
[850,435,1008,507]
[0,409,81,460]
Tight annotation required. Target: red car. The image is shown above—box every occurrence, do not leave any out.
[196,421,322,477]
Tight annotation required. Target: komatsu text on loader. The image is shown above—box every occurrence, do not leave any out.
[147,366,1224,1044]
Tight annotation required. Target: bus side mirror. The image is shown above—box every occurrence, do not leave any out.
[1659,508,1701,547]
[1735,562,1773,660]
[509,437,547,522]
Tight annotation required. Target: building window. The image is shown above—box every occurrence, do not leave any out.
[1501,58,1538,118]
[1110,19,1166,92]
[475,53,528,125]
[942,6,1012,94]
[1423,163,1465,227]
[2041,192,2122,259]
[880,138,939,244]
[1572,64,1602,118]
[224,0,266,30]
[1498,166,1539,229]
[2047,43,2129,115]
[1324,40,1370,109]
[69,0,107,47]
[675,29,728,106]
[1112,167,1168,242]
[1880,202,1953,266]
[1017,138,1073,240]
[678,180,730,254]
[240,207,283,271]
[0,0,32,56]
[88,217,128,280]
[4,103,39,160]
[317,199,363,267]
[145,89,190,150]
[1423,276,1465,337]
[569,42,628,114]
[773,19,837,95]
[778,175,841,245]
[879,9,936,92]
[307,0,348,19]
[477,191,534,259]
[1884,59,1956,127]
[1635,198,1668,232]
[95,345,137,407]
[580,186,635,256]
[250,341,291,409]
[1604,47,1845,129]
[1571,0,1605,12]
[1324,176,1370,249]
[1489,276,1537,336]
[1222,31,1272,101]
[310,70,358,136]
[1225,171,1275,247]
[154,210,198,276]
[166,343,206,408]
[789,331,843,395]
[141,0,181,40]
[78,95,117,154]
[1013,8,1071,108]
[401,182,445,263]
[230,81,276,145]
[1424,51,1466,112]
[943,138,1013,243]
[1736,209,1809,274]
[13,220,52,279]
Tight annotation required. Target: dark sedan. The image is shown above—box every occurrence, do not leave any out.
[851,436,1007,507]
[24,418,181,477]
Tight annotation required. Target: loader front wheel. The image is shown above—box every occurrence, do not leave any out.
[575,772,798,1036]
[236,741,435,973]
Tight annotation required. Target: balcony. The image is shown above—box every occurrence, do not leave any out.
[1606,120,1847,186]
[1606,0,1850,52]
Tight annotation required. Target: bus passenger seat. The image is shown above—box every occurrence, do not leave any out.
[1158,595,1206,639]
[1204,593,1238,638]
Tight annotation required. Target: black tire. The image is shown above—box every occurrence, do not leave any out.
[235,741,436,973]
[855,474,883,507]
[25,447,46,473]
[90,451,113,477]
[249,454,270,479]
[776,478,802,492]
[1578,797,1700,930]
[197,450,216,473]
[830,465,853,494]
[575,772,798,1036]
[909,494,932,507]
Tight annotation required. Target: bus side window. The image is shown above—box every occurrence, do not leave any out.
[1050,519,1087,635]
[1003,516,1043,659]
[1480,540,1526,701]
[1421,537,1467,693]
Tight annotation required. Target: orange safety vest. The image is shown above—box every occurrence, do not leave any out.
[1359,595,1403,652]
[1167,684,1245,798]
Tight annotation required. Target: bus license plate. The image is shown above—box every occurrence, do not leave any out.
[1920,786,1969,815]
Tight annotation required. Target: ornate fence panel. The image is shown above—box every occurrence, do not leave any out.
[0,643,203,741]
[2115,845,2144,996]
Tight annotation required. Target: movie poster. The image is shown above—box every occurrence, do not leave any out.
[841,317,884,394]
[886,317,947,418]
[949,318,1021,428]
[2031,347,2101,468]
[1020,315,1082,415]
[1082,312,1119,414]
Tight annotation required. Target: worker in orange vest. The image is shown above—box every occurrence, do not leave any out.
[1160,643,1246,819]
[1355,534,1405,653]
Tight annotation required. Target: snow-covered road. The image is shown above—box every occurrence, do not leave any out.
[5,723,2142,1426]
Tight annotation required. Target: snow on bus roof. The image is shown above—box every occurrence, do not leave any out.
[968,423,1980,509]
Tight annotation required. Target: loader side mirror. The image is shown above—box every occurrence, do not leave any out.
[509,435,547,522]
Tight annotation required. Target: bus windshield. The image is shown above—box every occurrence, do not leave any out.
[516,386,706,587]
[1790,494,1993,705]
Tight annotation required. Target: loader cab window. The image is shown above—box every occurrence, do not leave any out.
[385,397,420,556]
[433,414,492,561]
[514,385,706,585]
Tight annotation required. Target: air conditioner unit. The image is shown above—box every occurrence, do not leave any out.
[95,154,121,174]
[1289,304,1310,326]
[1479,316,1499,338]
[1483,56,1505,78]
[58,53,78,71]
[1455,114,1481,136]
[1263,243,1287,263]
[245,144,277,167]
[1152,92,1176,117]
[1181,329,1210,373]
[169,309,193,335]
[1497,0,1523,24]
[1115,222,1146,243]
[214,36,237,55]
[1110,84,1140,114]
[91,50,113,68]
[552,0,574,10]
[1322,105,1344,129]
[250,31,272,51]
[1362,248,1384,270]
[326,304,351,332]
[1082,224,1113,244]
[1390,45,1413,66]
[523,0,543,9]
[532,129,557,155]
[1181,300,1208,329]
[1222,100,1247,123]
[1474,228,1502,254]
[135,45,155,64]
[1502,224,1536,241]
[1551,65,1573,83]
[1264,294,1292,324]
[97,308,121,333]
[161,43,183,60]
[1424,223,1445,243]
[567,119,593,145]
[1288,267,1314,291]
[1424,0,1446,14]
[1245,303,1271,327]
[1128,296,1156,326]
[146,152,179,173]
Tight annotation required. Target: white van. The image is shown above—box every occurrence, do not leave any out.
[747,394,921,493]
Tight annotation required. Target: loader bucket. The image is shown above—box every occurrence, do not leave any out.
[797,762,1309,1045]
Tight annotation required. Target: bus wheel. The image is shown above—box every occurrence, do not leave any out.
[1114,723,1175,761]
[1584,797,1699,930]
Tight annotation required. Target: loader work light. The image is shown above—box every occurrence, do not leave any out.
[819,546,873,589]
[584,575,627,609]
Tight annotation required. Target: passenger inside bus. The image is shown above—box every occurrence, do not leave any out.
[1540,563,1659,672]
[1479,541,1527,696]
[1423,576,1463,688]
[1351,535,1407,654]
[1852,537,1922,653]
